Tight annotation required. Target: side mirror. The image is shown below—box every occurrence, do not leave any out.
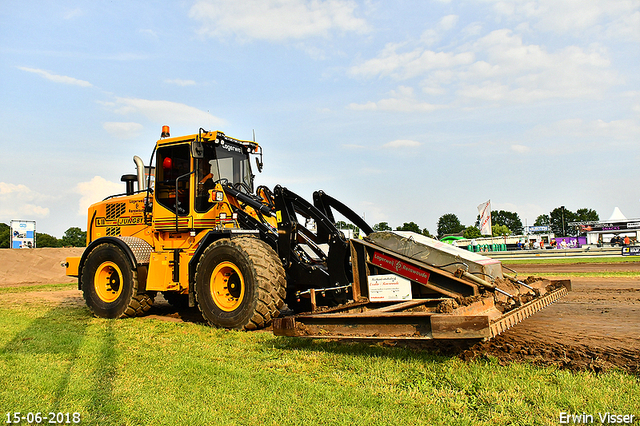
[192,140,204,159]
[255,157,263,173]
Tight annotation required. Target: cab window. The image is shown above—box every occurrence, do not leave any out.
[156,145,191,215]
[195,142,254,212]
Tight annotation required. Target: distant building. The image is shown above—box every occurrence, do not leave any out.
[569,207,639,246]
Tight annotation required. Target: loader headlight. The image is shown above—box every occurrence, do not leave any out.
[208,191,225,203]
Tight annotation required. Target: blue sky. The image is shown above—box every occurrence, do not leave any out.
[1,0,639,238]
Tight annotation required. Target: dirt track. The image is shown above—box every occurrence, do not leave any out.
[2,249,639,374]
[467,262,640,374]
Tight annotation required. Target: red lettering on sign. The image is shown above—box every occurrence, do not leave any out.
[371,252,430,285]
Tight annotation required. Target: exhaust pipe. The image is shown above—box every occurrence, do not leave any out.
[133,155,145,190]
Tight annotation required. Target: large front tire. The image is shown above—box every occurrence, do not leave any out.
[81,243,153,319]
[195,237,285,330]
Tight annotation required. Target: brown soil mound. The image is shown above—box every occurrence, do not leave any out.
[0,247,84,287]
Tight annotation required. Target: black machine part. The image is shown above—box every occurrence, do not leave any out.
[271,185,372,308]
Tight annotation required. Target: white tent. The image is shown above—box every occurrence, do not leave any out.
[607,207,627,221]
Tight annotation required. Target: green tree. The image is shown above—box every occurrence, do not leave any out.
[492,224,510,236]
[437,213,465,238]
[0,223,9,248]
[396,221,422,233]
[335,221,360,238]
[463,226,482,239]
[36,233,61,248]
[575,208,599,222]
[534,214,550,226]
[421,228,434,238]
[61,227,87,247]
[549,207,577,236]
[491,210,523,235]
[372,222,392,231]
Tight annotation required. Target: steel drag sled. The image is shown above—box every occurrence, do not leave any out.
[274,231,570,341]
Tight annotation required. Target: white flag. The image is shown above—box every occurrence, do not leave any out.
[478,200,492,236]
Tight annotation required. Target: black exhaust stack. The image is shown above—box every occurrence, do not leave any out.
[121,174,138,196]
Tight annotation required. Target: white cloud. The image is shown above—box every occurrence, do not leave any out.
[164,78,197,86]
[457,31,617,101]
[140,29,158,38]
[63,8,83,20]
[103,122,144,139]
[295,43,328,60]
[17,67,93,87]
[0,183,50,220]
[536,118,640,144]
[438,14,459,31]
[510,144,530,153]
[382,139,422,148]
[75,177,123,216]
[112,97,226,127]
[189,0,370,42]
[489,0,640,40]
[350,28,617,106]
[348,86,445,112]
[349,43,474,80]
[420,14,459,45]
[605,10,640,42]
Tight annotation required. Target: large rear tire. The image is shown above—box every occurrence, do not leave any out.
[81,243,153,319]
[195,237,285,330]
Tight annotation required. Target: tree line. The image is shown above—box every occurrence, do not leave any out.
[367,206,599,239]
[0,223,87,248]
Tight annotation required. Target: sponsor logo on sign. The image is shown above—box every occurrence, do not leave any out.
[371,251,430,285]
[622,246,640,256]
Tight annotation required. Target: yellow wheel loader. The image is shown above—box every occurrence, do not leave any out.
[65,126,569,340]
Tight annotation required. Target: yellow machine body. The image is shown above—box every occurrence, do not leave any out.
[66,130,275,294]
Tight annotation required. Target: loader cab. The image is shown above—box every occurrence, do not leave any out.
[152,131,256,230]
[195,140,254,212]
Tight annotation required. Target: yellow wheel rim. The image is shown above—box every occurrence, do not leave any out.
[94,261,123,303]
[210,262,244,312]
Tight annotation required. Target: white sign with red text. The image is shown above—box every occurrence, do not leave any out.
[367,274,412,302]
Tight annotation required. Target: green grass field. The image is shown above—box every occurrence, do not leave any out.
[0,286,638,425]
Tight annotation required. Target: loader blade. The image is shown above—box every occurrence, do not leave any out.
[273,280,569,340]
[273,231,571,342]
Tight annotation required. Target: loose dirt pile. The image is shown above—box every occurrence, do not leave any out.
[0,247,84,287]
